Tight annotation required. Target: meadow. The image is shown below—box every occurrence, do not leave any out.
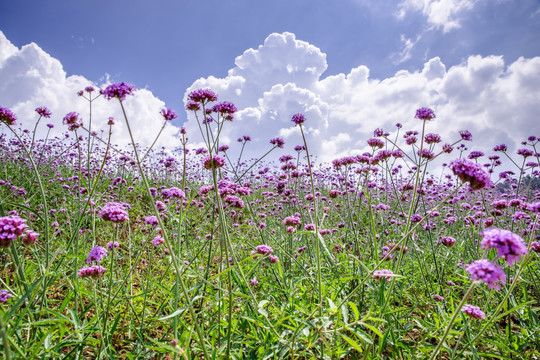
[0,84,539,359]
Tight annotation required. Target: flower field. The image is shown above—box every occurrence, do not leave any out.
[1,85,539,359]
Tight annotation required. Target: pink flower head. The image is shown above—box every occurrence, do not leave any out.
[0,215,29,248]
[160,108,178,121]
[462,304,485,319]
[63,112,83,131]
[188,89,218,104]
[291,113,306,126]
[78,265,107,279]
[465,259,506,290]
[0,107,17,126]
[0,289,14,303]
[415,107,435,121]
[450,158,492,191]
[203,155,226,170]
[86,246,108,263]
[98,202,130,223]
[480,228,528,266]
[102,82,135,101]
[270,137,285,148]
[372,269,394,282]
[254,244,273,255]
[35,107,52,118]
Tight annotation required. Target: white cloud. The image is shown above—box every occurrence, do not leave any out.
[398,0,477,32]
[0,30,180,153]
[184,32,540,166]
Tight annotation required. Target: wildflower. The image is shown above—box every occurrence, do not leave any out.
[185,100,201,111]
[465,259,506,290]
[224,195,245,209]
[367,138,384,149]
[78,265,107,279]
[493,144,508,152]
[270,137,285,148]
[151,235,164,246]
[160,108,178,121]
[21,230,39,246]
[107,241,120,250]
[250,278,259,286]
[35,107,52,118]
[442,143,454,153]
[531,242,540,253]
[0,289,14,303]
[254,245,273,255]
[218,145,229,152]
[480,228,528,266]
[415,107,436,121]
[0,106,17,126]
[468,151,484,159]
[433,294,444,301]
[440,236,456,248]
[283,215,301,227]
[107,117,115,125]
[145,216,159,226]
[517,148,534,158]
[86,246,108,263]
[212,101,237,116]
[462,304,485,320]
[291,113,306,126]
[459,130,472,141]
[424,133,441,144]
[63,112,83,131]
[0,215,29,248]
[188,89,218,103]
[98,202,130,223]
[450,158,491,190]
[418,148,435,160]
[102,82,135,101]
[203,155,226,170]
[268,254,279,263]
[372,269,394,282]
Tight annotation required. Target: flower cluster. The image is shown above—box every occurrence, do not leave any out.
[98,202,130,223]
[188,89,218,104]
[0,289,14,303]
[35,106,52,118]
[462,304,485,319]
[0,215,29,248]
[291,113,306,126]
[480,228,528,266]
[203,155,226,170]
[372,269,394,282]
[415,107,435,121]
[254,245,273,255]
[86,246,108,263]
[0,106,17,126]
[270,137,285,148]
[465,259,506,290]
[78,265,107,279]
[450,158,492,190]
[160,108,178,121]
[102,82,135,101]
[63,112,83,131]
[440,236,456,248]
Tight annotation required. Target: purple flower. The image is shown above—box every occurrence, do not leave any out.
[268,254,279,263]
[35,107,52,118]
[415,107,435,121]
[102,82,135,101]
[151,235,164,246]
[162,187,185,199]
[270,137,285,148]
[459,130,472,141]
[250,278,259,286]
[63,112,83,131]
[465,259,506,290]
[440,236,456,248]
[22,230,39,246]
[493,144,508,152]
[424,133,441,144]
[188,89,218,104]
[462,304,485,320]
[78,265,107,279]
[218,145,229,152]
[0,106,17,126]
[145,215,159,226]
[98,202,130,223]
[517,148,534,158]
[531,242,540,253]
[212,101,237,115]
[372,269,394,282]
[291,113,306,126]
[0,289,14,303]
[107,241,120,250]
[442,143,454,153]
[0,215,29,248]
[283,215,301,227]
[186,100,201,111]
[86,246,108,263]
[450,158,491,191]
[480,228,528,266]
[418,148,435,160]
[468,151,484,159]
[203,155,226,170]
[85,86,95,93]
[46,123,54,129]
[433,294,444,301]
[160,108,178,121]
[367,138,385,149]
[255,244,273,255]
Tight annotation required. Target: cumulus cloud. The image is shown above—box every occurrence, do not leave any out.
[184,32,540,166]
[397,0,477,32]
[0,30,180,152]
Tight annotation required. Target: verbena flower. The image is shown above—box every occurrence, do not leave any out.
[372,269,394,282]
[98,202,130,223]
[35,107,52,118]
[459,130,472,141]
[480,228,528,266]
[102,82,135,101]
[160,108,178,121]
[433,294,444,301]
[78,265,107,279]
[440,236,456,248]
[0,215,29,248]
[270,137,285,148]
[188,89,218,104]
[415,107,435,121]
[0,106,17,126]
[203,155,226,170]
[254,245,273,255]
[21,230,39,246]
[63,112,83,131]
[0,289,14,303]
[465,259,506,290]
[86,246,108,263]
[424,133,441,144]
[291,113,306,126]
[450,158,491,190]
[107,241,120,250]
[462,304,485,319]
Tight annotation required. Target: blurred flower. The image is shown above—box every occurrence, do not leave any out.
[465,259,506,290]
[86,246,108,263]
[462,304,485,319]
[480,228,528,266]
[0,106,17,126]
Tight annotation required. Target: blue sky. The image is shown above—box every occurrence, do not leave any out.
[1,0,540,164]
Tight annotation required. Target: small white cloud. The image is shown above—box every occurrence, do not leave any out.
[398,0,477,33]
